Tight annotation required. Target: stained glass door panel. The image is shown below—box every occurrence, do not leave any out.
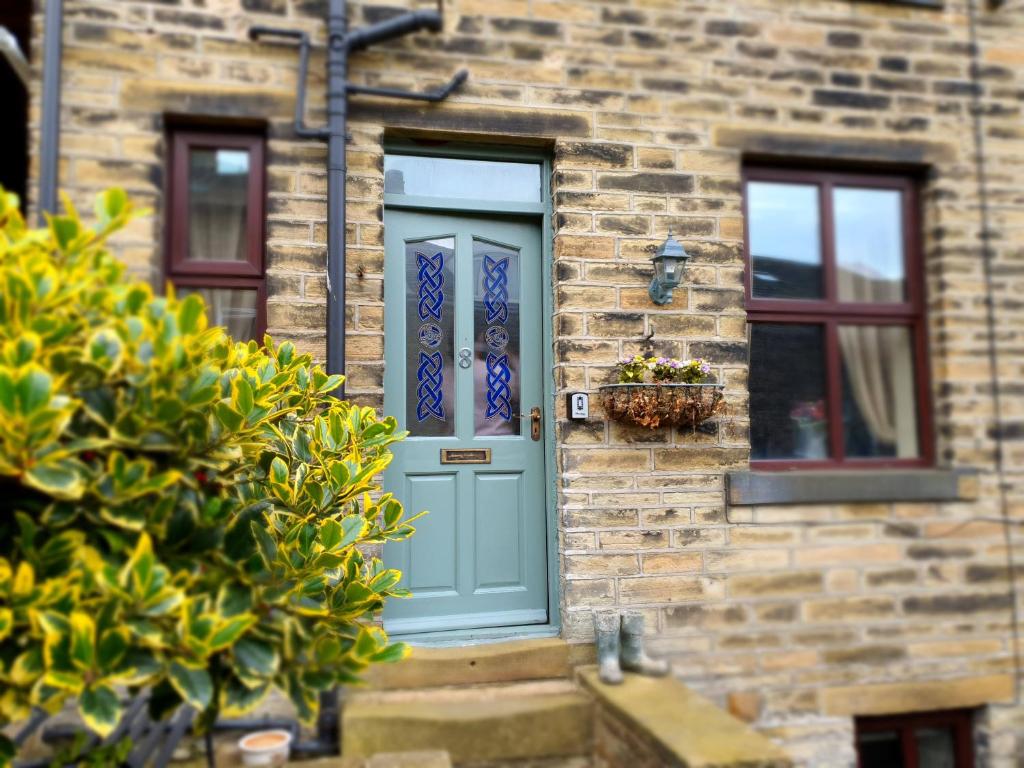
[405,237,456,437]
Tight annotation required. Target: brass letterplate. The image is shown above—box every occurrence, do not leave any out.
[440,448,492,464]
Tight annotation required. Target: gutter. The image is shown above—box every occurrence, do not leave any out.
[37,0,63,223]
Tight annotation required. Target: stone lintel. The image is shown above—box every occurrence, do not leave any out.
[713,126,957,167]
[822,674,1014,716]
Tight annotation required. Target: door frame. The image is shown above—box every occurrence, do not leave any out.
[381,140,560,642]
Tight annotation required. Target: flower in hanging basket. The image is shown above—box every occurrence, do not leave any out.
[604,356,724,429]
[614,355,712,386]
[618,354,650,383]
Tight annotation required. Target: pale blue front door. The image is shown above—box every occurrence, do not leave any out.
[382,208,548,634]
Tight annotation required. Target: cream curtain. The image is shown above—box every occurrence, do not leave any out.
[837,324,917,458]
[188,200,247,263]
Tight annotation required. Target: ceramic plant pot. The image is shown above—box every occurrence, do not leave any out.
[238,729,293,767]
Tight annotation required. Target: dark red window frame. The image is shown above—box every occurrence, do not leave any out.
[165,127,267,339]
[856,709,974,768]
[743,166,934,470]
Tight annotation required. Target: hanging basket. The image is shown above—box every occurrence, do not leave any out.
[599,383,725,430]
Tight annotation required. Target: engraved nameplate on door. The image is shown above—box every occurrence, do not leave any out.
[440,448,492,464]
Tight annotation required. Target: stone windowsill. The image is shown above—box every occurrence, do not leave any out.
[726,468,979,507]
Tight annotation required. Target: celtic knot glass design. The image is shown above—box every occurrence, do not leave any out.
[417,249,445,321]
[483,254,510,324]
[416,351,446,421]
[406,237,455,436]
[474,239,520,436]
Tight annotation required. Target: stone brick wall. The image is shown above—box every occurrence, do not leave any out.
[28,0,1024,764]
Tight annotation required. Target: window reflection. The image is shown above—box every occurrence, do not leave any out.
[384,155,542,203]
[834,187,905,303]
[916,728,956,768]
[747,181,822,300]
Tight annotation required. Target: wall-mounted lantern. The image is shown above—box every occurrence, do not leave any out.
[648,229,689,305]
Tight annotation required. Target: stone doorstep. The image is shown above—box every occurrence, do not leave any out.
[577,668,793,768]
[362,638,574,690]
[341,682,593,764]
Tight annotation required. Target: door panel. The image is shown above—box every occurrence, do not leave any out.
[474,472,525,592]
[403,474,458,594]
[383,209,547,634]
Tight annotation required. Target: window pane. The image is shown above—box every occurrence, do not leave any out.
[474,238,521,436]
[187,148,250,263]
[178,286,258,342]
[384,155,541,203]
[749,324,828,460]
[747,181,822,300]
[406,237,455,437]
[916,727,956,768]
[834,187,906,303]
[839,325,919,459]
[856,731,905,768]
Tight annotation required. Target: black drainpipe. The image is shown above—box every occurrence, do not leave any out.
[37,0,63,223]
[249,5,465,752]
[326,0,349,397]
[252,2,465,397]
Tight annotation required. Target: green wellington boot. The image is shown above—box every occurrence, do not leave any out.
[593,610,624,684]
[620,610,670,677]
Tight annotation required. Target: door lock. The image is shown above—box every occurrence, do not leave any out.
[513,408,543,440]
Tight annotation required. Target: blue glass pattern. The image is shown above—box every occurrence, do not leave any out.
[418,322,442,348]
[417,250,445,321]
[406,238,455,435]
[485,325,509,350]
[416,350,446,421]
[415,249,445,422]
[483,254,509,324]
[485,353,512,420]
[474,239,520,436]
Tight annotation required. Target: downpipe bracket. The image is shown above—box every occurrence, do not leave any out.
[249,12,467,143]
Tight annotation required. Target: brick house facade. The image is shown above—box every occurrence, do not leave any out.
[19,0,1024,764]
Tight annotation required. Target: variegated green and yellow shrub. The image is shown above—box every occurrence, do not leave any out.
[0,187,415,761]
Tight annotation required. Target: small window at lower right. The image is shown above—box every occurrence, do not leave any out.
[855,709,974,768]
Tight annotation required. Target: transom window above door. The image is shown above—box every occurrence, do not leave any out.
[165,127,266,342]
[384,154,543,204]
[743,167,932,469]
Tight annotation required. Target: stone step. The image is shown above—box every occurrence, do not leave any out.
[351,679,579,705]
[363,638,572,690]
[341,687,593,765]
